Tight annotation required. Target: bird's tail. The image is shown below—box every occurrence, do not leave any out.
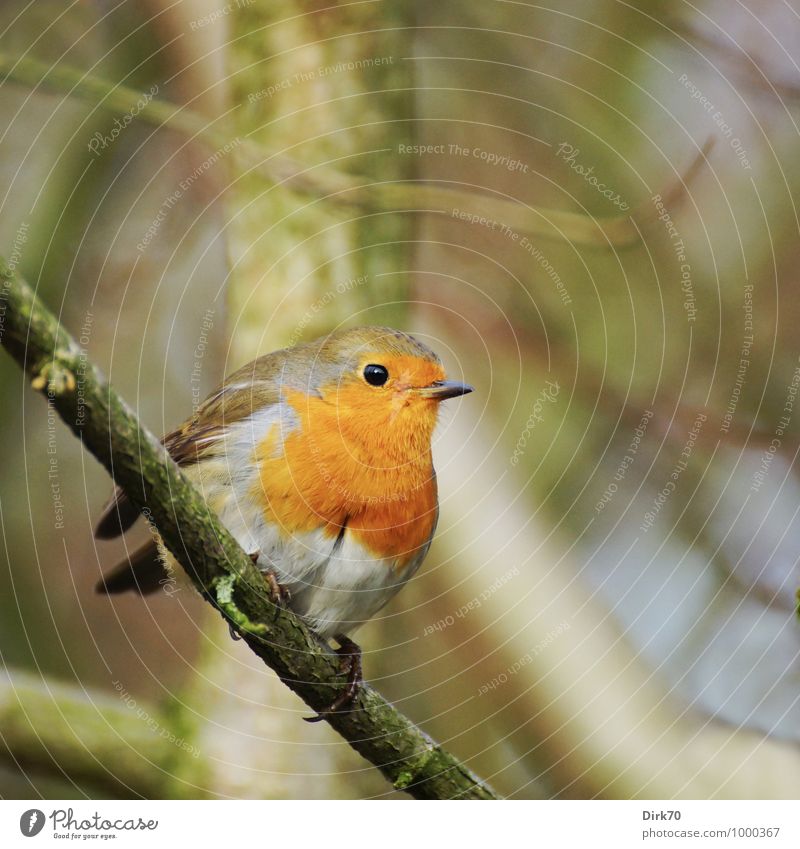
[95,539,167,595]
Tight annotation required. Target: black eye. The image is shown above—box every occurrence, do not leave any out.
[363,364,389,386]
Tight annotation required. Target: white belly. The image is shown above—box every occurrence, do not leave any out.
[271,527,425,638]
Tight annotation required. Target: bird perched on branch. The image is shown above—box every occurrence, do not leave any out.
[95,326,473,719]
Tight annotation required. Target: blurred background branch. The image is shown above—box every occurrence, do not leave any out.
[0,50,656,248]
[0,670,207,798]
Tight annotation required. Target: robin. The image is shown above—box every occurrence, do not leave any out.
[95,326,473,719]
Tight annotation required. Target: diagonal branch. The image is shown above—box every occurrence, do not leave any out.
[0,259,498,800]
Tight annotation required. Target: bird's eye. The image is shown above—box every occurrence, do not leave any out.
[363,364,389,386]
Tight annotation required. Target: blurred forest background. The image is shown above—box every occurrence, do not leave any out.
[1,0,799,799]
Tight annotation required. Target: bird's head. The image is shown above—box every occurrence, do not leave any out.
[286,326,473,463]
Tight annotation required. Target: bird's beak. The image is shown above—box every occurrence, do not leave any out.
[417,380,474,401]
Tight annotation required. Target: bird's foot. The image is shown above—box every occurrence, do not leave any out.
[304,635,363,723]
[263,570,292,607]
[249,552,291,607]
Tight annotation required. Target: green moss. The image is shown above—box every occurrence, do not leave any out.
[213,574,268,637]
[391,749,436,791]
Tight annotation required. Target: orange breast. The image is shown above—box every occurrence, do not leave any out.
[253,390,439,566]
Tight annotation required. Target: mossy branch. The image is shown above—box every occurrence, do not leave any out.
[0,260,498,800]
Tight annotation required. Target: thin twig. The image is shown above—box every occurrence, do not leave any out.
[0,50,640,248]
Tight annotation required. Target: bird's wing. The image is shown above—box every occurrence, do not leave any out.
[94,351,290,540]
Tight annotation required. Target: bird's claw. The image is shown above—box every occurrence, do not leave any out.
[264,570,291,607]
[304,635,363,723]
[249,552,291,607]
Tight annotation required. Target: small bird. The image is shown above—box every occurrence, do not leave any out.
[95,326,473,718]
